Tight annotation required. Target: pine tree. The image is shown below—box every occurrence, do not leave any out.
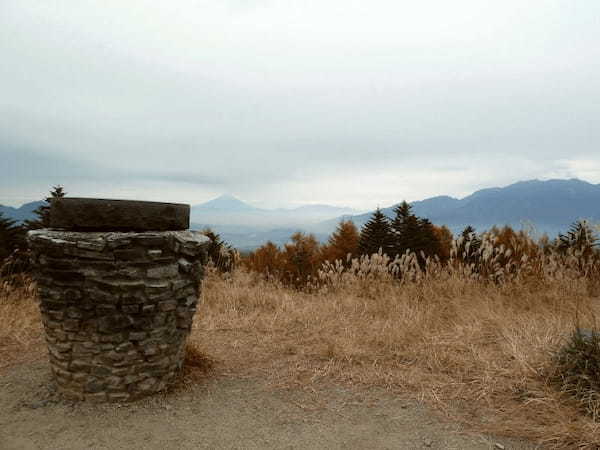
[458,225,481,262]
[24,185,66,230]
[388,201,445,267]
[415,217,442,265]
[558,220,598,258]
[0,212,25,261]
[390,201,421,258]
[461,225,477,240]
[358,208,394,257]
[201,228,235,272]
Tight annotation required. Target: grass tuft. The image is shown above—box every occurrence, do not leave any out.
[183,342,216,380]
[549,328,600,421]
[0,274,44,369]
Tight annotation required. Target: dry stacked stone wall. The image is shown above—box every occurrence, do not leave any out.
[27,229,208,402]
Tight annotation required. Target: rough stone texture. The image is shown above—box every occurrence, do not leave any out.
[27,229,209,402]
[49,198,190,232]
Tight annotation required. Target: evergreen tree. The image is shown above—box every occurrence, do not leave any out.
[388,201,445,267]
[201,228,235,272]
[358,208,394,257]
[415,217,442,264]
[558,220,598,258]
[461,225,477,240]
[0,212,25,261]
[390,201,421,258]
[457,225,481,264]
[24,185,66,230]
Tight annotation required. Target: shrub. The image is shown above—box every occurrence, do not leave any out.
[201,229,237,273]
[282,232,321,288]
[550,328,600,419]
[431,224,453,264]
[242,241,284,280]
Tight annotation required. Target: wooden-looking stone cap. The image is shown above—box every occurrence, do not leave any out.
[49,198,190,231]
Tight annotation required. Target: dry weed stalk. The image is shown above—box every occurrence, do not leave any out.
[0,273,43,368]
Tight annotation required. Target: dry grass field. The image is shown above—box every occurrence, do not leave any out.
[2,241,600,449]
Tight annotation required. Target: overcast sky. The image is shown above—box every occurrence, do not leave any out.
[1,1,599,209]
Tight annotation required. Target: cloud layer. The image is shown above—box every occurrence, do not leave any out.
[1,1,599,207]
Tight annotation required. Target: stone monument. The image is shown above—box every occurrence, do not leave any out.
[27,198,209,402]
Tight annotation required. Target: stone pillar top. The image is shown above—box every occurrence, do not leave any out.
[27,229,210,262]
[49,198,190,232]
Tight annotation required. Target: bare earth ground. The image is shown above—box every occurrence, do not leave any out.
[1,359,538,450]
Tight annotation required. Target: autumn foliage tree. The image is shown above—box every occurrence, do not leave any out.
[432,224,453,264]
[244,200,600,286]
[487,225,541,271]
[241,202,600,290]
[243,241,284,279]
[282,232,321,288]
[321,220,359,265]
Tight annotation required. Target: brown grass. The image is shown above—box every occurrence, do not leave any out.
[0,274,44,369]
[3,246,600,448]
[181,342,216,383]
[190,260,600,449]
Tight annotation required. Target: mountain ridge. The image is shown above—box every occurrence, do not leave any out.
[192,195,358,215]
[315,178,600,238]
[0,201,44,223]
[193,194,262,212]
[190,196,358,229]
[3,179,600,249]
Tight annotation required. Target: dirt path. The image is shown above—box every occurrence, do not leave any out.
[1,361,539,450]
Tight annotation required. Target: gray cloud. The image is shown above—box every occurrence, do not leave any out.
[1,1,599,208]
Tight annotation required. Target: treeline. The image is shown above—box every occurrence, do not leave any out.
[2,189,598,287]
[243,201,448,286]
[0,186,67,276]
[0,186,237,277]
[242,201,600,287]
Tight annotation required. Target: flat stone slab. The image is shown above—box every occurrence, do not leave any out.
[49,198,189,231]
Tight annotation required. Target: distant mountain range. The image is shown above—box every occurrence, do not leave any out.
[190,194,359,230]
[316,178,600,239]
[0,200,43,223]
[2,179,599,250]
[0,195,354,251]
[188,194,357,250]
[194,194,258,212]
